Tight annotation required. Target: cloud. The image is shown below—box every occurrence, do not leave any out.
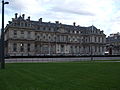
[50,7,95,16]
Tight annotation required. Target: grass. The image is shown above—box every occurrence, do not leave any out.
[0,62,120,90]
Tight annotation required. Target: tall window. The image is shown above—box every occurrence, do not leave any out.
[21,31,24,34]
[71,46,73,53]
[75,46,77,53]
[95,37,97,42]
[27,44,30,52]
[95,46,97,52]
[43,27,46,30]
[27,31,31,38]
[20,43,24,52]
[35,44,37,51]
[49,27,51,31]
[99,46,101,52]
[102,47,104,52]
[13,43,17,52]
[61,45,64,53]
[21,31,24,38]
[14,30,17,35]
[98,37,100,42]
[102,37,104,43]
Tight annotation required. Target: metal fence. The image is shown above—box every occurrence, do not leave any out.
[5,56,120,63]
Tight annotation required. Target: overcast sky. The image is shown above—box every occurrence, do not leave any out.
[1,0,120,36]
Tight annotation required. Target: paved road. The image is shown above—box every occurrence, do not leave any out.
[5,57,120,63]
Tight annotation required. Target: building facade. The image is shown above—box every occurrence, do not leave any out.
[106,32,120,55]
[5,13,106,56]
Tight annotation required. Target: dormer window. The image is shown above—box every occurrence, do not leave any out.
[21,22,24,27]
[17,22,20,26]
[14,23,17,26]
[25,23,27,27]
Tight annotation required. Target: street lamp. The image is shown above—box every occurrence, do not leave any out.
[1,0,9,69]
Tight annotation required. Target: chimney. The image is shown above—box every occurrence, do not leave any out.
[39,18,42,23]
[22,14,25,19]
[55,21,59,24]
[28,16,30,21]
[73,22,76,26]
[15,13,18,19]
[8,21,12,24]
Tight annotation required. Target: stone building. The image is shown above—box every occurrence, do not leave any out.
[106,32,120,55]
[4,13,106,56]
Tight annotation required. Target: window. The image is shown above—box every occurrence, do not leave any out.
[28,31,31,35]
[21,31,24,38]
[49,28,51,31]
[14,30,17,35]
[35,33,37,36]
[98,37,100,42]
[99,46,101,52]
[37,26,40,30]
[71,46,73,53]
[37,36,40,40]
[54,36,56,41]
[17,22,20,26]
[20,43,24,52]
[102,37,104,43]
[102,47,104,52]
[21,22,24,27]
[27,44,30,52]
[43,27,46,30]
[43,36,45,39]
[95,46,97,52]
[14,23,17,26]
[75,31,77,34]
[49,36,51,40]
[25,23,27,27]
[35,44,37,50]
[13,43,17,52]
[57,27,59,30]
[61,45,64,53]
[89,37,90,42]
[28,31,31,38]
[95,37,97,42]
[21,31,24,34]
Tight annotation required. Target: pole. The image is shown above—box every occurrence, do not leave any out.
[1,0,9,69]
[91,25,93,61]
[1,0,5,69]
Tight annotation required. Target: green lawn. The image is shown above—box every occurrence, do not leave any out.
[0,62,120,90]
